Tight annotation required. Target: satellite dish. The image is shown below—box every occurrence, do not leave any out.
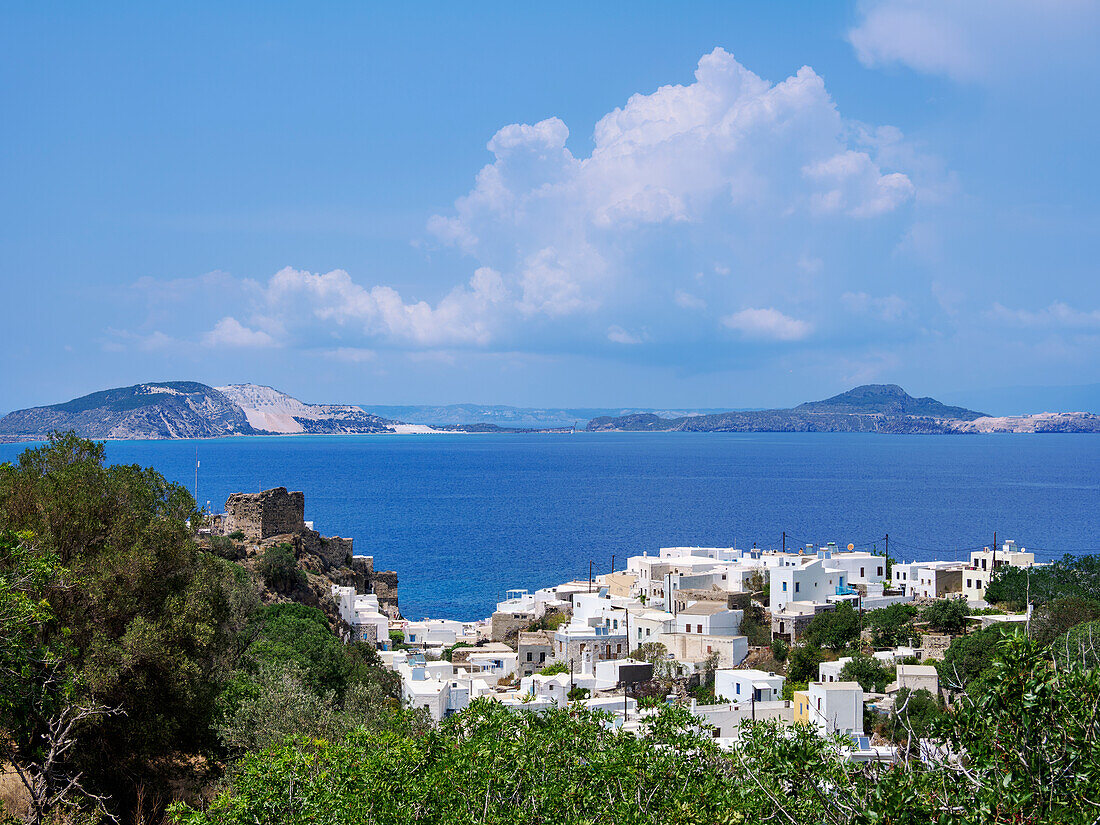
[847,543,854,551]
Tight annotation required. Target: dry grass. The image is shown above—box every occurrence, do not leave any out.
[0,767,30,821]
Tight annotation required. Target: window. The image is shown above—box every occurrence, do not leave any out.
[877,567,883,576]
[697,624,703,634]
[782,582,788,592]
[706,645,712,653]
[526,652,532,661]
[685,624,691,633]
[966,579,971,589]
[736,683,741,694]
[539,652,546,662]
[616,644,621,653]
[795,582,800,593]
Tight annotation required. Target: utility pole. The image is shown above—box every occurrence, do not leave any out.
[782,531,786,553]
[611,554,615,575]
[992,530,997,572]
[884,533,890,578]
[589,560,593,593]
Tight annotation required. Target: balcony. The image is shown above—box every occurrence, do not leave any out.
[835,584,857,596]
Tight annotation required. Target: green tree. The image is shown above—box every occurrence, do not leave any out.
[803,602,859,650]
[1030,597,1100,646]
[257,542,304,594]
[920,597,969,634]
[0,434,261,817]
[938,623,1017,692]
[880,687,942,747]
[770,638,789,662]
[985,553,1100,611]
[537,661,568,676]
[865,602,918,648]
[786,644,826,684]
[838,654,892,693]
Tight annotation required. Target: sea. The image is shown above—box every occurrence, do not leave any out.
[2,432,1098,621]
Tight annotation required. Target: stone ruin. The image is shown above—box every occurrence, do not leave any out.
[220,487,306,540]
[215,486,400,618]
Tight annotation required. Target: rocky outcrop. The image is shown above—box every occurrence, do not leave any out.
[215,384,393,434]
[0,382,255,440]
[213,486,400,621]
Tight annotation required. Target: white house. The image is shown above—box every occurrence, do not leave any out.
[403,619,465,648]
[770,558,852,612]
[801,682,864,735]
[714,669,784,704]
[331,585,390,647]
[676,601,743,636]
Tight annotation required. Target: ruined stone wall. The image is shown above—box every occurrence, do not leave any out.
[222,487,305,539]
[372,571,400,619]
[491,610,535,644]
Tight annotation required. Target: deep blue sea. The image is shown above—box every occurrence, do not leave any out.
[2,432,1097,620]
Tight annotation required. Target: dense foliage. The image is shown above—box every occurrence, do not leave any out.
[803,601,860,650]
[172,637,1100,825]
[838,653,892,693]
[919,597,969,634]
[866,602,918,647]
[985,553,1100,610]
[0,433,260,813]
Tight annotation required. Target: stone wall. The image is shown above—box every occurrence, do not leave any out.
[517,630,555,677]
[372,570,400,619]
[491,610,536,644]
[222,487,305,539]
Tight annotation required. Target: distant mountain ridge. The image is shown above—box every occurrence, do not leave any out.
[2,381,1097,441]
[0,382,394,441]
[586,384,1100,434]
[357,403,734,429]
[794,384,986,420]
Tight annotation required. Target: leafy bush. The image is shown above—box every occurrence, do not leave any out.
[803,602,859,650]
[838,654,892,693]
[921,598,970,634]
[258,542,305,594]
[227,530,247,541]
[567,686,590,701]
[986,553,1100,610]
[1030,597,1100,646]
[538,661,569,676]
[210,534,245,560]
[865,602,919,647]
[937,623,1018,692]
[771,638,789,662]
[879,687,942,745]
[786,644,826,684]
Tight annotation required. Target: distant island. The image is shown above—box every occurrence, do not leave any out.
[0,382,1097,442]
[587,384,1100,434]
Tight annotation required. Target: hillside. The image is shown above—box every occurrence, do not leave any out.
[794,384,986,420]
[217,384,392,434]
[0,381,395,441]
[0,382,255,440]
[587,384,1100,434]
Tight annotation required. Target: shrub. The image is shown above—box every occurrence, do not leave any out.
[771,638,789,662]
[258,542,305,594]
[921,598,970,634]
[538,661,569,676]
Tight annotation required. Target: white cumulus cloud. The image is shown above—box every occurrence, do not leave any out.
[722,308,812,342]
[202,317,277,348]
[431,47,916,320]
[849,0,1100,84]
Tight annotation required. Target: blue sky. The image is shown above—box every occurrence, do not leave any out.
[2,1,1098,412]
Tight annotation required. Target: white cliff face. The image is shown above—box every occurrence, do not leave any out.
[216,384,393,434]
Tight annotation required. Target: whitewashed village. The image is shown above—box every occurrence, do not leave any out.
[213,486,1041,764]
